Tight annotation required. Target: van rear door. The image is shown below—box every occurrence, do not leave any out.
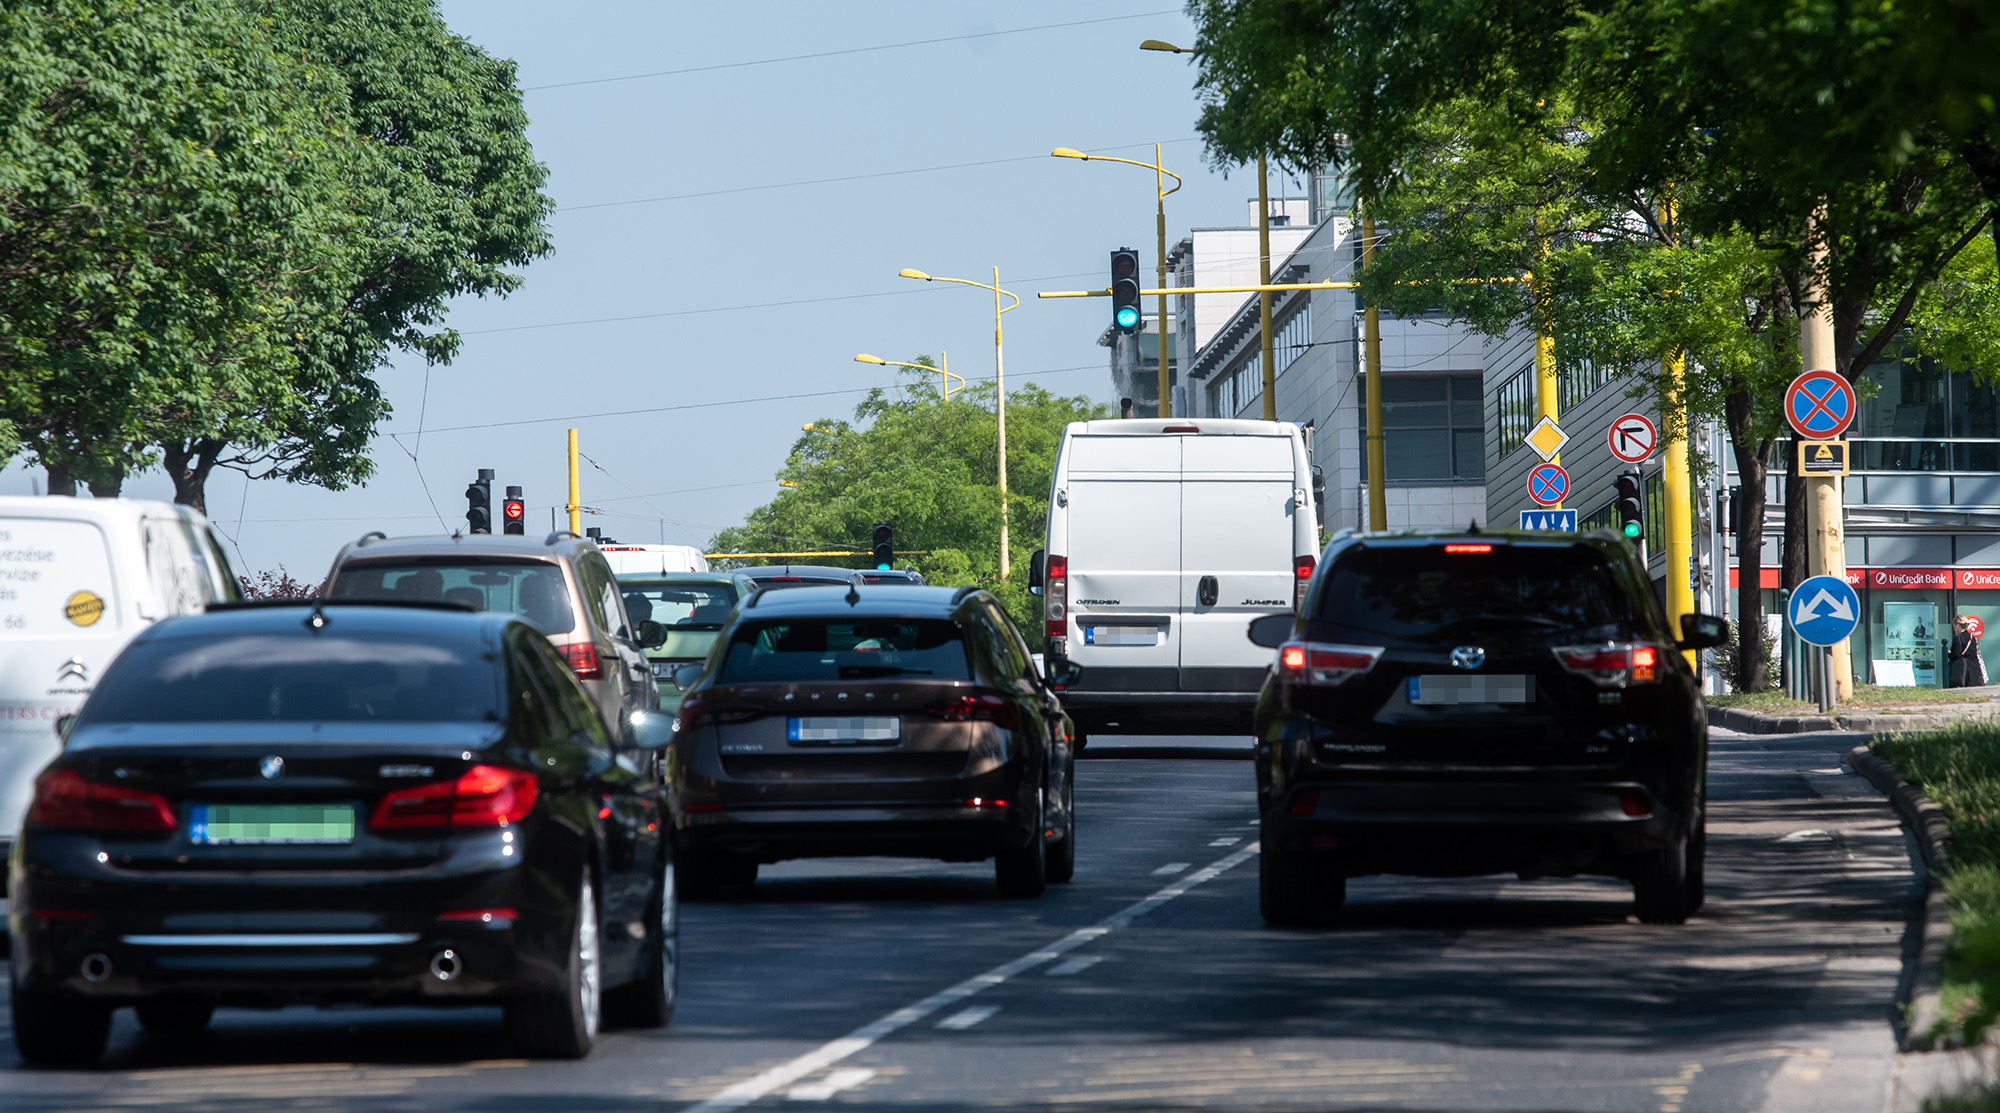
[1179,434,1298,689]
[1063,435,1180,687]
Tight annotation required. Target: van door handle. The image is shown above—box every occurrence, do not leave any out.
[1197,575,1219,607]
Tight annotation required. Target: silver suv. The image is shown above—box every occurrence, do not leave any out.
[320,532,655,737]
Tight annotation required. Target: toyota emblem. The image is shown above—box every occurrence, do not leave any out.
[1450,646,1486,670]
[258,755,286,780]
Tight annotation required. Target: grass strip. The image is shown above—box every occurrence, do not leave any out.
[1709,684,1992,713]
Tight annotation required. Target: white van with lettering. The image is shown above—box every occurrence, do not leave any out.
[0,497,241,888]
[1031,420,1321,741]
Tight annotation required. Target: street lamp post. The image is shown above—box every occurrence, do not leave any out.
[854,351,965,400]
[1051,145,1183,418]
[896,268,1021,578]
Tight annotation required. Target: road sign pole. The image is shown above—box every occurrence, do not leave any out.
[1800,244,1853,701]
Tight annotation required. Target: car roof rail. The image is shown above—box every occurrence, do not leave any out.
[949,585,982,605]
[356,531,387,546]
[545,530,580,546]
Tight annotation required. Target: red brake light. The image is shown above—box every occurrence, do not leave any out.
[1275,641,1384,685]
[1280,645,1307,670]
[1631,646,1658,668]
[1293,554,1315,611]
[439,907,518,923]
[370,765,538,830]
[1045,555,1068,638]
[675,696,763,734]
[929,694,1021,730]
[1444,543,1493,554]
[1163,424,1201,433]
[562,641,601,680]
[1555,643,1663,687]
[1294,555,1315,579]
[29,768,176,833]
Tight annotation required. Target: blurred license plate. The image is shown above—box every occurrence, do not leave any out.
[651,661,675,678]
[1083,626,1159,647]
[1408,675,1534,705]
[189,804,356,845]
[788,716,900,742]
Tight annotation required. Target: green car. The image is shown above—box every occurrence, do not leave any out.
[616,572,751,713]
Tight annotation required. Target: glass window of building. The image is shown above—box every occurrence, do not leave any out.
[1857,352,2000,471]
[1358,373,1485,481]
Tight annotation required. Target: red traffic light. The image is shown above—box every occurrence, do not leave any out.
[503,499,524,520]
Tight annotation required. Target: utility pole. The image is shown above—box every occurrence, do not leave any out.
[566,428,581,536]
[1801,230,1853,700]
[1362,205,1386,530]
[1257,153,1277,421]
[994,266,1010,579]
[1153,143,1172,418]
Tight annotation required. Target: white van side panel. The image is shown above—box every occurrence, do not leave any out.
[1179,434,1299,669]
[1063,435,1180,671]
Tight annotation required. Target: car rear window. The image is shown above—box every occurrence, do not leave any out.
[622,582,737,629]
[87,633,501,723]
[1314,545,1634,641]
[718,619,971,683]
[327,561,575,634]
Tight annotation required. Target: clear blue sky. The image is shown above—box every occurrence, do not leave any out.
[2,2,1305,579]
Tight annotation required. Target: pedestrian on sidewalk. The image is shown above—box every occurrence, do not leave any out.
[1948,616,1979,687]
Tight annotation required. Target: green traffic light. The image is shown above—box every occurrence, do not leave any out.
[1115,305,1140,329]
[876,562,892,571]
[1623,521,1643,538]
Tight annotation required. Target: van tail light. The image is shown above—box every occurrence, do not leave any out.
[370,765,539,830]
[1275,641,1384,685]
[562,641,602,680]
[1045,554,1068,639]
[29,768,177,833]
[675,696,764,734]
[1293,554,1315,612]
[1554,643,1663,687]
[928,694,1020,730]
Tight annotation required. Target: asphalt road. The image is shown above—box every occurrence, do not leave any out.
[0,727,1921,1113]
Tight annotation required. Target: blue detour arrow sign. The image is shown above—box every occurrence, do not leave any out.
[1518,509,1577,531]
[1787,574,1860,647]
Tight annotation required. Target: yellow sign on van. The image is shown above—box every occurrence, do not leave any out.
[64,590,105,627]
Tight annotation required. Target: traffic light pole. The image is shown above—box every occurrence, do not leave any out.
[566,428,581,537]
[1257,154,1277,422]
[993,266,1011,579]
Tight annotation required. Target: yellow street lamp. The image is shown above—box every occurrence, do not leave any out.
[1052,144,1183,417]
[897,267,1021,577]
[854,352,964,400]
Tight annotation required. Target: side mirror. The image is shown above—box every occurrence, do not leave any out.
[56,713,77,745]
[1028,549,1046,596]
[1046,659,1084,688]
[671,663,704,691]
[1678,613,1730,651]
[1247,614,1294,649]
[637,619,668,649]
[625,708,676,750]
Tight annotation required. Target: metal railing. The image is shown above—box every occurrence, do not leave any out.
[1777,587,1834,711]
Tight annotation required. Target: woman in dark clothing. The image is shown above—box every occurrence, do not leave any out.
[1948,617,1976,688]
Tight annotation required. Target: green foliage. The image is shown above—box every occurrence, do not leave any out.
[710,368,1110,630]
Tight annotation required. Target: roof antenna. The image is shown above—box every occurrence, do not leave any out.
[304,595,329,632]
[1467,519,1481,534]
[844,580,862,606]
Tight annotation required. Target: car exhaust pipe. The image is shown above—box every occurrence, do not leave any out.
[80,953,113,983]
[429,948,460,982]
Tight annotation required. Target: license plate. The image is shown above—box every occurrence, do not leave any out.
[189,804,357,845]
[1408,675,1535,705]
[788,716,900,742]
[1083,626,1160,647]
[651,661,675,678]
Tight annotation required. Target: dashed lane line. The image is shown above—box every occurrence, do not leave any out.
[1046,955,1103,977]
[936,1005,1001,1030]
[682,844,1261,1113]
[1150,862,1190,876]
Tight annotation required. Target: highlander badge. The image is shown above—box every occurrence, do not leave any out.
[258,755,286,780]
[1450,646,1486,670]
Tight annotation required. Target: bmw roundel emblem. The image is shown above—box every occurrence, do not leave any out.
[1450,646,1486,670]
[258,755,286,780]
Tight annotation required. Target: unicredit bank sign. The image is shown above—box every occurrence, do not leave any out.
[1960,569,2000,589]
[1871,568,1950,589]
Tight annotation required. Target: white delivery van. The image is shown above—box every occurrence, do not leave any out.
[0,497,241,874]
[1031,419,1320,738]
[597,543,710,576]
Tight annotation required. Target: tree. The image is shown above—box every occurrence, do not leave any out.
[0,0,363,497]
[160,0,554,511]
[710,367,1109,629]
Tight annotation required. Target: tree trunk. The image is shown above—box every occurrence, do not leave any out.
[1781,467,1808,589]
[45,463,76,497]
[1725,389,1773,690]
[86,470,123,498]
[162,437,225,514]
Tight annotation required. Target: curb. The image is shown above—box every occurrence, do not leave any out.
[1710,704,2000,735]
[1848,743,1957,1051]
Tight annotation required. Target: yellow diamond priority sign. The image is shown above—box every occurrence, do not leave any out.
[1524,416,1569,463]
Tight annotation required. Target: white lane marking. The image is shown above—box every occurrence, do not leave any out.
[683,844,1260,1113]
[1151,862,1190,876]
[785,1067,876,1102]
[935,1005,1000,1030]
[1046,955,1102,977]
[1209,836,1241,847]
[1779,829,1832,843]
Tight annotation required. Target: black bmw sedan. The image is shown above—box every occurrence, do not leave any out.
[1249,530,1728,927]
[7,603,677,1065]
[668,584,1078,898]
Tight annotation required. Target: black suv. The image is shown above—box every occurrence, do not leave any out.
[667,584,1079,898]
[1248,529,1727,926]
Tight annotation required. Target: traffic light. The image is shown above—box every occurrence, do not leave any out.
[872,522,894,570]
[1615,471,1645,541]
[464,468,493,535]
[502,485,525,535]
[1110,247,1142,333]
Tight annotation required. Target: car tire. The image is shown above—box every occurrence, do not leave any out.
[135,997,215,1034]
[1259,844,1334,927]
[1632,833,1694,925]
[605,858,677,1029]
[506,873,602,1059]
[1046,775,1077,885]
[995,795,1048,898]
[11,988,112,1066]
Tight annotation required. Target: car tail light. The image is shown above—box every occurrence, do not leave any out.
[1293,554,1315,612]
[1288,788,1321,816]
[1616,788,1651,818]
[370,765,538,830]
[29,768,176,833]
[1444,543,1493,554]
[1045,555,1067,639]
[1275,641,1385,685]
[964,797,1009,809]
[439,907,518,924]
[562,641,602,680]
[928,694,1020,730]
[1554,643,1664,687]
[675,696,764,734]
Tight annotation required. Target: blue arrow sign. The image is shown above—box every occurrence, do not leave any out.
[1787,574,1860,647]
[1518,509,1578,531]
